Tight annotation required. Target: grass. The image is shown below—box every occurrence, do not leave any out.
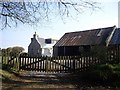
[112,64,120,71]
[0,69,17,82]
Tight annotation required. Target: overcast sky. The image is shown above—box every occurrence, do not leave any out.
[0,0,118,52]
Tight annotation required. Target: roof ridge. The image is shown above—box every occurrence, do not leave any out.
[54,25,117,47]
[65,25,116,34]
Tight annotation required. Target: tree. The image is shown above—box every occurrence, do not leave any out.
[0,48,2,56]
[1,48,6,56]
[1,46,25,57]
[6,47,12,56]
[0,0,99,30]
[10,46,24,57]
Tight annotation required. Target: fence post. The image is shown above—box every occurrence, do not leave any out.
[1,56,3,69]
[2,56,3,64]
[73,59,75,72]
[45,57,48,72]
[18,55,21,71]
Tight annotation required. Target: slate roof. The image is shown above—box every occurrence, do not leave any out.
[54,26,116,47]
[110,28,120,45]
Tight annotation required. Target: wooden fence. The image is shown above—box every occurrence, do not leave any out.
[19,56,100,72]
[2,56,19,70]
[1,45,120,73]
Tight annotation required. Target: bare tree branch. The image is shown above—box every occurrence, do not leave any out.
[0,0,100,30]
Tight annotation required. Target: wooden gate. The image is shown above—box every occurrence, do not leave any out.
[19,56,95,73]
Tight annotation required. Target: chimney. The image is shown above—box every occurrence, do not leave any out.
[31,38,33,42]
[33,32,37,39]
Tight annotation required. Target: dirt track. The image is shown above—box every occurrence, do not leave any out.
[2,71,119,90]
[2,71,76,89]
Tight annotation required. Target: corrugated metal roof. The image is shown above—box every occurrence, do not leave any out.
[110,28,120,45]
[54,26,115,46]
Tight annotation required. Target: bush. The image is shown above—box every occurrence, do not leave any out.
[2,64,18,72]
[81,64,120,83]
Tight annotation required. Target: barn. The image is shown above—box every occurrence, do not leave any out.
[53,26,120,56]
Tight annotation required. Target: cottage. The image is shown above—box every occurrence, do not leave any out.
[53,26,120,56]
[28,32,42,57]
[28,32,58,57]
